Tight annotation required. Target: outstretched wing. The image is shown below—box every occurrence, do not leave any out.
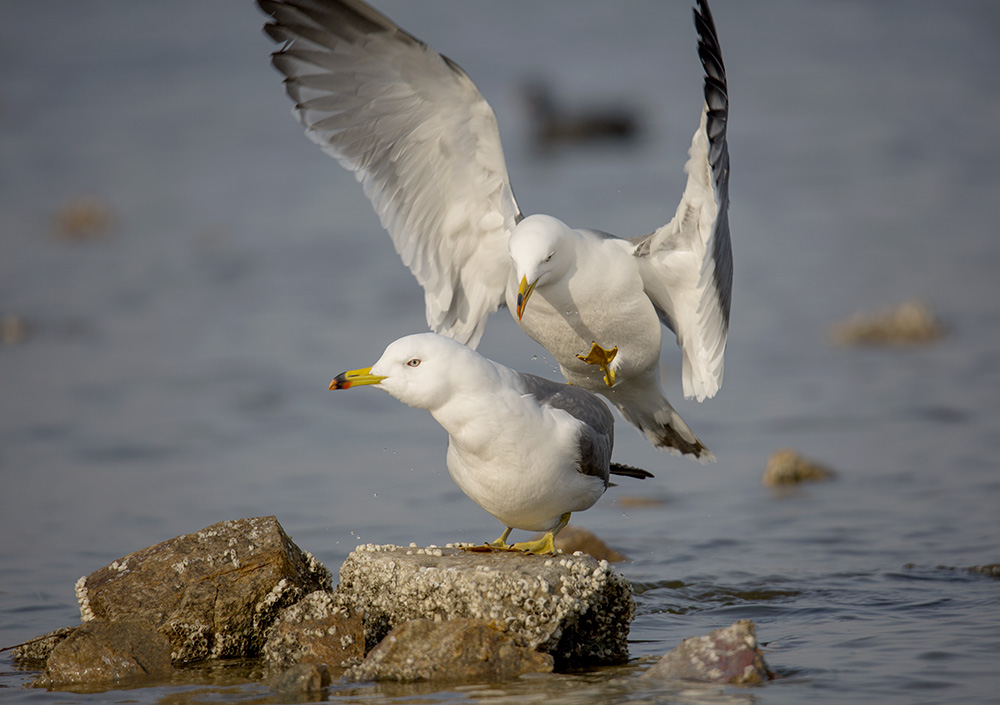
[258,0,521,347]
[630,0,732,402]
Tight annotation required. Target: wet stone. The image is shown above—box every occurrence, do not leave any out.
[270,662,331,695]
[762,447,835,487]
[10,626,77,668]
[641,619,774,684]
[263,590,364,669]
[345,618,553,683]
[32,620,173,689]
[75,516,332,663]
[333,544,635,668]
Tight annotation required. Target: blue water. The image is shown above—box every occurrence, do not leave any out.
[2,1,999,703]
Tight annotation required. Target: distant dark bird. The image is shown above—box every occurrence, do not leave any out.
[520,79,642,151]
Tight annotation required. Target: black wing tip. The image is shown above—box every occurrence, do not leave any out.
[610,462,654,480]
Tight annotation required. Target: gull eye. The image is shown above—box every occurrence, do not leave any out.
[544,253,554,263]
[406,358,421,367]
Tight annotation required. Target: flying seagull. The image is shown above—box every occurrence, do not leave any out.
[259,0,731,457]
[329,332,652,554]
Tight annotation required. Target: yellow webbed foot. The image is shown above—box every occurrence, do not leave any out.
[576,342,618,387]
[511,533,556,555]
[511,513,571,556]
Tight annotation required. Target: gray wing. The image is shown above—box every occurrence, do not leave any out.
[258,0,521,348]
[629,0,731,402]
[520,373,613,486]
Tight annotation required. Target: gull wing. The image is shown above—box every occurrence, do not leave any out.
[519,373,614,486]
[630,0,732,401]
[258,0,521,347]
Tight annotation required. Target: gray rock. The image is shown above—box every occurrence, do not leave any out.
[333,543,634,668]
[32,620,172,689]
[642,620,774,684]
[270,662,331,695]
[75,516,332,663]
[345,618,553,683]
[263,590,364,669]
[762,448,835,487]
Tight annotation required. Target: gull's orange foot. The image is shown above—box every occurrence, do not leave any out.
[576,342,618,387]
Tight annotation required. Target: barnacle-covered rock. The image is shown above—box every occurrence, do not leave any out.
[333,543,635,668]
[75,516,332,663]
[262,590,364,669]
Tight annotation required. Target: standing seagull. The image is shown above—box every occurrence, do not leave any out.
[329,333,652,555]
[259,0,731,457]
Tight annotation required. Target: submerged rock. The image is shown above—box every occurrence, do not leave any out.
[642,620,774,684]
[346,618,553,683]
[762,448,835,487]
[552,525,626,563]
[33,620,173,689]
[830,299,944,346]
[334,543,634,668]
[1,313,28,345]
[75,516,332,663]
[263,590,364,669]
[54,196,114,240]
[270,662,331,695]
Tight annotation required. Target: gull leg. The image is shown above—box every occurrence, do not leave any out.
[512,513,571,555]
[576,342,618,387]
[489,527,513,549]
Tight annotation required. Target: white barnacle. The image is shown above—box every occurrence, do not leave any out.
[75,575,95,622]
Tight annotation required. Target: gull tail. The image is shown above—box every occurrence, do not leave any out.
[610,462,654,480]
[610,391,714,462]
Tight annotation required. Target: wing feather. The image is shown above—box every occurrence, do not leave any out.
[258,0,521,347]
[519,373,614,485]
[630,0,732,402]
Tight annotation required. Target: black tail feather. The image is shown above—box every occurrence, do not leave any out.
[610,462,654,480]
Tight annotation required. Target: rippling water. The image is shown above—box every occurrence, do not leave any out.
[2,1,999,703]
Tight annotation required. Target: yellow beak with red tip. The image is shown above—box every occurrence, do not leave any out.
[329,366,386,390]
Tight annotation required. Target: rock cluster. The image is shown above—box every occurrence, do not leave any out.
[12,517,638,692]
[11,516,782,695]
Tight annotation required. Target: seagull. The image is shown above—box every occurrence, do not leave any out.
[329,332,652,555]
[259,0,731,458]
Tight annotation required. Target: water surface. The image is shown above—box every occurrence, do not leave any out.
[2,2,999,703]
